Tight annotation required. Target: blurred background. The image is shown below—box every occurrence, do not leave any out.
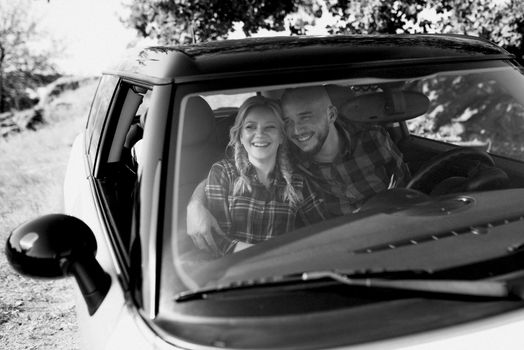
[1,0,523,348]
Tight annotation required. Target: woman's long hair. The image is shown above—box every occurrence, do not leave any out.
[227,95,300,206]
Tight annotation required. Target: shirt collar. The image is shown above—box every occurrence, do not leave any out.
[245,161,281,184]
[335,119,352,160]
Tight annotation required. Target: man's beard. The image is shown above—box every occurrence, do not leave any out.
[298,128,328,158]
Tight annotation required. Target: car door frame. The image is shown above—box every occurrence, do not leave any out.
[69,71,175,348]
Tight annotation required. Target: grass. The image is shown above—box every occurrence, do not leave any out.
[0,79,98,349]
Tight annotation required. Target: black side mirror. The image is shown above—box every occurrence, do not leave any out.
[5,214,111,315]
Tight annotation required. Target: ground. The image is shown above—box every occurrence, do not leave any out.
[0,79,98,349]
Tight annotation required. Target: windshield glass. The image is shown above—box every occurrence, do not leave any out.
[167,62,524,294]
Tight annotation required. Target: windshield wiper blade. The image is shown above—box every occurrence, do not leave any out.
[303,271,521,299]
[175,270,524,302]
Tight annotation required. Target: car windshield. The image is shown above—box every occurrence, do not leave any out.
[166,60,524,295]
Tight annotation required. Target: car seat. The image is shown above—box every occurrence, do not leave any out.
[178,96,223,205]
[177,96,224,251]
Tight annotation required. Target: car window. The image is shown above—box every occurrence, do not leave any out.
[167,61,524,296]
[406,66,524,162]
[86,75,119,168]
[92,80,152,271]
[203,93,255,109]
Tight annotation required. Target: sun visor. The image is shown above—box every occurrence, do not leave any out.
[340,90,430,123]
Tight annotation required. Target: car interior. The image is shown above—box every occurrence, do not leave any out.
[175,81,515,212]
[168,76,524,280]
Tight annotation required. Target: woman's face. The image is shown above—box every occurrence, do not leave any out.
[240,106,283,164]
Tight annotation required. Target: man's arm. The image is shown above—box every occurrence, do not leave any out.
[385,134,411,187]
[297,177,329,226]
[373,126,411,187]
[186,180,226,255]
[188,179,207,207]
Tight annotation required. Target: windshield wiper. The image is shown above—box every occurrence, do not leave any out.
[304,271,519,298]
[174,270,524,302]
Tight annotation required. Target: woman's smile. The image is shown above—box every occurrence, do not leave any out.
[252,141,271,148]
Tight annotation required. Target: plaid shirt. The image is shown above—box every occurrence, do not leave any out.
[293,120,410,217]
[205,159,326,254]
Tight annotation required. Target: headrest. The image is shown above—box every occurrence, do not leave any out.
[262,90,284,100]
[324,84,355,112]
[182,96,216,146]
[340,90,430,123]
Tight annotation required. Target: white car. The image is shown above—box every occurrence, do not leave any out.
[7,34,524,349]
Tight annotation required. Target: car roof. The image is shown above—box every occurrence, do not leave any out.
[109,34,513,84]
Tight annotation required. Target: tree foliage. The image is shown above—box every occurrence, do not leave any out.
[0,0,58,112]
[125,0,301,44]
[124,0,524,57]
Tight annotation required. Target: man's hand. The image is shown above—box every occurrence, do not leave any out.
[186,194,225,256]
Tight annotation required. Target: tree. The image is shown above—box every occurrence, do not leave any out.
[125,0,300,44]
[419,0,524,58]
[124,0,524,58]
[0,0,58,112]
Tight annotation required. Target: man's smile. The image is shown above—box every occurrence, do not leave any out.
[294,132,314,143]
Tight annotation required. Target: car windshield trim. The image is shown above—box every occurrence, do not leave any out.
[172,55,512,84]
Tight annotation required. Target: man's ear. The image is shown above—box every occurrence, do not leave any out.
[327,105,338,123]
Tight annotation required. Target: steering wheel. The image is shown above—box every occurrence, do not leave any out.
[406,147,507,194]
